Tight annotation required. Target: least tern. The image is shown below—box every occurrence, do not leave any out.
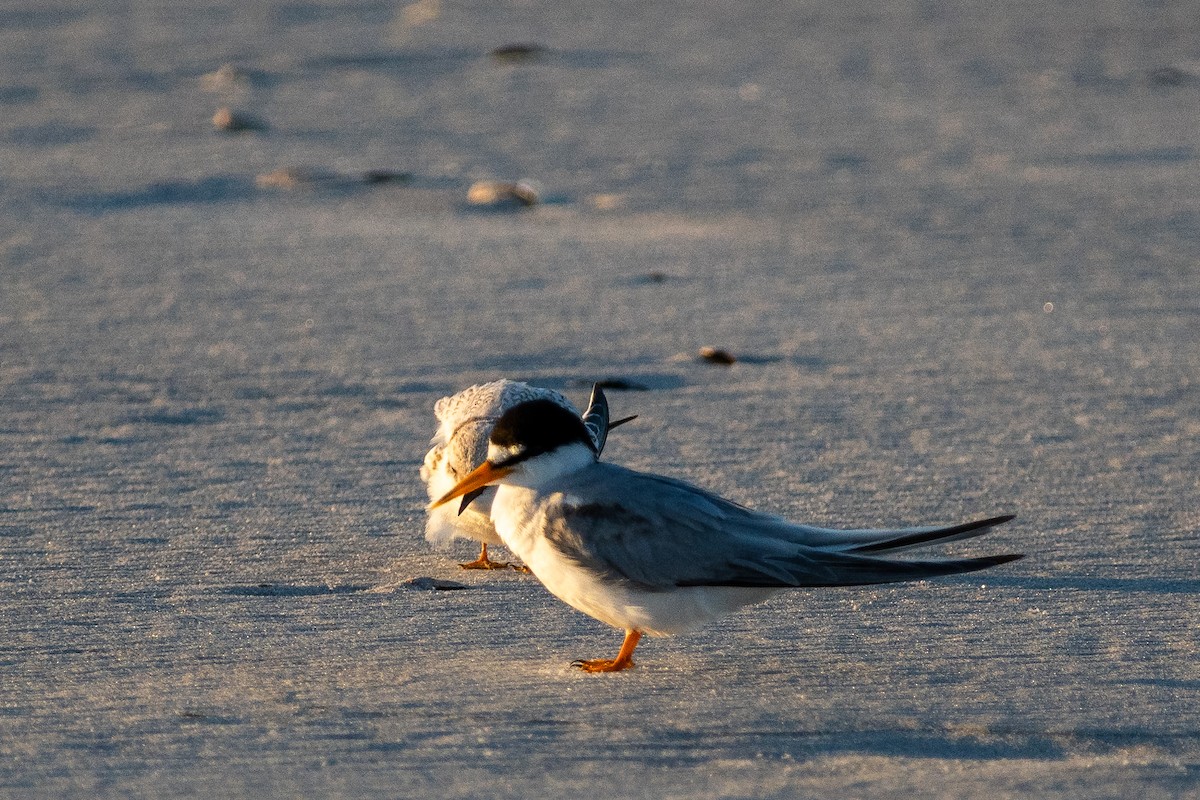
[432,398,1022,672]
[420,380,633,569]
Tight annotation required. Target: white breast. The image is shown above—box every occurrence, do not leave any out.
[490,483,779,636]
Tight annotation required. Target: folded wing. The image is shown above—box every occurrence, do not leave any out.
[542,464,1021,590]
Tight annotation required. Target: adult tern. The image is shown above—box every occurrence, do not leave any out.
[432,398,1021,671]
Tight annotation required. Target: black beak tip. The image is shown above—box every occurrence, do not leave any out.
[457,487,488,515]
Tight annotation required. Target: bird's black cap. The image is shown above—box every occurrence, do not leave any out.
[490,399,596,466]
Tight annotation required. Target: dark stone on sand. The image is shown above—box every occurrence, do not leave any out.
[489,44,547,63]
[698,346,737,365]
[401,577,471,591]
[212,107,266,132]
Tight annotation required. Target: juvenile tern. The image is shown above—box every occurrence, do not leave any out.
[420,380,632,569]
[432,398,1022,672]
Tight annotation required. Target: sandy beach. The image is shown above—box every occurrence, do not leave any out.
[2,1,1199,796]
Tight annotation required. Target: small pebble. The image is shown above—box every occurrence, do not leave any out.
[362,169,412,184]
[212,107,265,132]
[466,179,540,209]
[698,346,737,365]
[401,577,471,591]
[489,44,547,63]
[638,271,669,284]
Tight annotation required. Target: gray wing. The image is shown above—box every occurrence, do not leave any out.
[541,464,1020,590]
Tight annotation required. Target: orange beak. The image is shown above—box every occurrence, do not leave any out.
[429,461,514,510]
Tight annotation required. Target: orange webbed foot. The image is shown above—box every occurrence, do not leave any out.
[570,630,642,673]
[458,543,520,571]
[571,657,635,673]
[458,555,514,570]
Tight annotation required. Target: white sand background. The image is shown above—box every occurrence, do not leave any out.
[3,0,1199,796]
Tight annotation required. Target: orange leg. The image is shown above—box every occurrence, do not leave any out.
[572,629,642,673]
[458,543,512,570]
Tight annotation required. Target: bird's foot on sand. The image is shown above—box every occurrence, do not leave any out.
[571,657,635,673]
[458,543,528,571]
[458,555,515,570]
[571,631,642,672]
